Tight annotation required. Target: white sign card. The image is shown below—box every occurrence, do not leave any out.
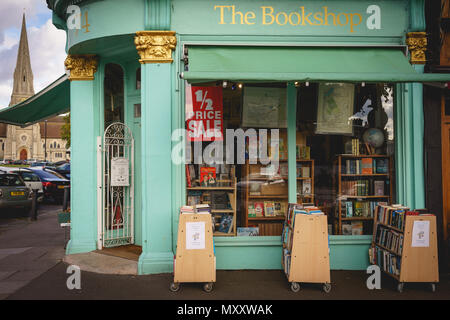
[111,157,130,187]
[411,220,430,248]
[186,221,205,250]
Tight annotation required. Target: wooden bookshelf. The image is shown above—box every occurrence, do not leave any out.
[334,154,393,235]
[370,206,439,292]
[296,159,315,204]
[186,168,237,237]
[282,209,331,293]
[242,161,289,236]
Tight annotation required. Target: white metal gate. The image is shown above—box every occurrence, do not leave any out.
[101,122,134,248]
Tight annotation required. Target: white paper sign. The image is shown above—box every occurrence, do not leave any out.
[186,221,205,250]
[411,220,430,248]
[111,157,130,187]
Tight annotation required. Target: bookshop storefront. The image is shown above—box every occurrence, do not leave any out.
[51,0,450,275]
[171,0,450,273]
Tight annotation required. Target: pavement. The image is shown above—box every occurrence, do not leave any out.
[0,204,449,301]
[0,204,65,300]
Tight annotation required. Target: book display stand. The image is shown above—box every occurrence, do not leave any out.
[170,212,216,293]
[282,206,331,293]
[370,205,439,293]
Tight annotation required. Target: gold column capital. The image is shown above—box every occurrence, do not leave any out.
[134,31,177,64]
[64,55,99,81]
[406,32,427,64]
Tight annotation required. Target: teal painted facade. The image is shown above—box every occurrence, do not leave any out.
[49,0,430,274]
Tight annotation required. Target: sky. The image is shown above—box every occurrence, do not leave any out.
[0,0,67,109]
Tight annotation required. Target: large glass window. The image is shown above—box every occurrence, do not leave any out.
[184,81,395,237]
[185,82,288,237]
[297,82,395,235]
[104,63,124,128]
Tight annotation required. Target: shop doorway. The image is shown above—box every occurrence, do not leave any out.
[101,122,135,248]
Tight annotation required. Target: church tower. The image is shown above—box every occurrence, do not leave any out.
[3,13,42,161]
[0,13,68,162]
[10,13,35,106]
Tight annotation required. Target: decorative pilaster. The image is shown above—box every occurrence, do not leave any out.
[406,32,427,64]
[134,30,177,274]
[134,31,177,64]
[65,54,99,255]
[64,54,98,81]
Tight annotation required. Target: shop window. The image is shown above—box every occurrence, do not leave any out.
[184,81,396,237]
[184,81,288,237]
[297,82,395,235]
[104,63,124,128]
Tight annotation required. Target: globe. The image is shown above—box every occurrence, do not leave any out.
[363,128,385,148]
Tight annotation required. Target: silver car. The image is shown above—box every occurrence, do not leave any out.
[0,172,32,213]
[0,167,44,202]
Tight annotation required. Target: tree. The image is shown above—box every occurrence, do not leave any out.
[61,113,70,149]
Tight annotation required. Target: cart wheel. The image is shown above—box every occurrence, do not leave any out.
[323,283,332,293]
[169,282,180,292]
[430,283,436,293]
[290,282,300,293]
[397,282,404,293]
[203,282,214,293]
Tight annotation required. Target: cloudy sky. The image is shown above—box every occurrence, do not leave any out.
[0,0,67,109]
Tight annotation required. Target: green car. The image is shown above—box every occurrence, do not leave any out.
[0,172,32,213]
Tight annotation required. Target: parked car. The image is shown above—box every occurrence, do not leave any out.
[0,171,32,214]
[29,167,70,203]
[0,167,44,202]
[53,162,70,179]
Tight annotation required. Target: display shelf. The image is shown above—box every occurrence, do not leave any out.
[370,206,439,292]
[335,154,393,235]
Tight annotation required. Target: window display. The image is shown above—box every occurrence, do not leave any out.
[184,81,395,237]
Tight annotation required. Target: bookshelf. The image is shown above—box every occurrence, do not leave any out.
[370,205,439,292]
[296,159,315,204]
[282,204,331,293]
[186,165,237,236]
[334,154,393,235]
[242,161,288,236]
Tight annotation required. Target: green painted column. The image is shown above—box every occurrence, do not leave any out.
[287,82,297,203]
[135,31,177,274]
[65,55,99,254]
[395,66,426,210]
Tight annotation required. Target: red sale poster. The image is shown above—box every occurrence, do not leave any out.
[187,86,223,141]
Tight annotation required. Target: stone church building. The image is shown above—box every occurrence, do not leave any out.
[0,14,68,162]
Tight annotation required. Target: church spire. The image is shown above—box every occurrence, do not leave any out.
[9,13,34,106]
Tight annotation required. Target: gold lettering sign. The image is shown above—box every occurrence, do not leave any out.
[213,5,380,33]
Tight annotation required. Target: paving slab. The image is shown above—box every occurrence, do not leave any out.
[0,281,28,295]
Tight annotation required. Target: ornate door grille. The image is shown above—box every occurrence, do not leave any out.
[102,122,134,248]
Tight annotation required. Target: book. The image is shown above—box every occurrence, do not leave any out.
[342,224,352,235]
[351,221,364,235]
[237,227,259,236]
[302,180,311,195]
[248,204,256,217]
[185,165,192,187]
[218,214,233,233]
[375,158,389,174]
[374,180,385,196]
[200,167,216,187]
[254,202,264,217]
[301,166,310,178]
[264,201,276,217]
[361,158,373,174]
